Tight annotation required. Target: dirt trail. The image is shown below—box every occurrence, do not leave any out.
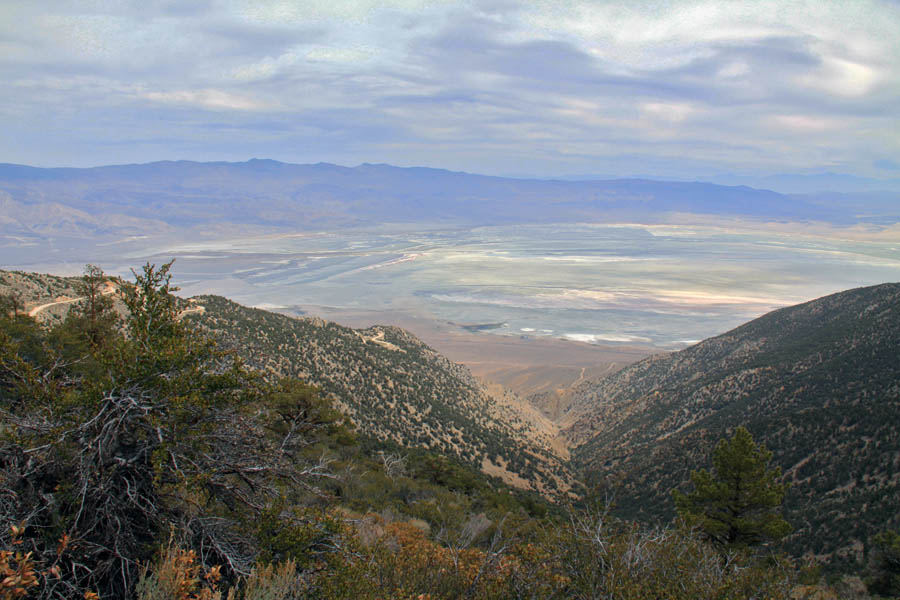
[27,284,118,317]
[569,367,587,388]
[178,305,206,318]
[358,329,405,352]
[27,296,82,317]
[26,284,205,320]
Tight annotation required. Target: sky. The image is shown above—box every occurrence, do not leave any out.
[2,0,899,179]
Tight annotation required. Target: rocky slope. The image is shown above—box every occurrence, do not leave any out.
[564,283,900,565]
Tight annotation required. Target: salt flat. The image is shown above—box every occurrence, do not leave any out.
[5,221,900,372]
[147,223,900,349]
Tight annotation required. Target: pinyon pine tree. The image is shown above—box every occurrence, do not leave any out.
[869,529,900,596]
[673,426,791,548]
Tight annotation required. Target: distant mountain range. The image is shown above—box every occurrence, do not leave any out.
[708,172,900,195]
[539,171,900,195]
[562,283,900,566]
[2,160,897,242]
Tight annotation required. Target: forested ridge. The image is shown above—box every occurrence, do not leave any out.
[188,294,573,495]
[563,283,900,569]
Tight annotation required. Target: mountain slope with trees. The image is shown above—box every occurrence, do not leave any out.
[4,266,900,587]
[187,295,574,494]
[564,282,900,566]
[1,265,804,599]
[0,269,572,495]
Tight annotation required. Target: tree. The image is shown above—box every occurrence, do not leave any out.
[1,262,337,598]
[73,264,117,349]
[869,529,900,596]
[0,292,23,317]
[672,426,791,548]
[49,265,119,378]
[121,260,184,356]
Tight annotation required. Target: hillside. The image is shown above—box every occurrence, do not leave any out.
[0,269,573,495]
[0,260,805,599]
[564,283,900,565]
[188,295,573,493]
[5,265,900,573]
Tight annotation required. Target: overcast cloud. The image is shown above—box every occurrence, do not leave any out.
[2,0,898,178]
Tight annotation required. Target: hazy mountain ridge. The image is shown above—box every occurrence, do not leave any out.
[522,171,900,194]
[564,283,900,564]
[792,190,900,224]
[0,160,872,240]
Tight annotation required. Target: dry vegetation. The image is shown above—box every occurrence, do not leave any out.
[2,267,899,598]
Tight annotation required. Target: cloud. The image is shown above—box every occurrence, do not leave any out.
[0,0,898,178]
[641,102,695,122]
[140,89,269,111]
[801,56,881,97]
[768,114,842,132]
